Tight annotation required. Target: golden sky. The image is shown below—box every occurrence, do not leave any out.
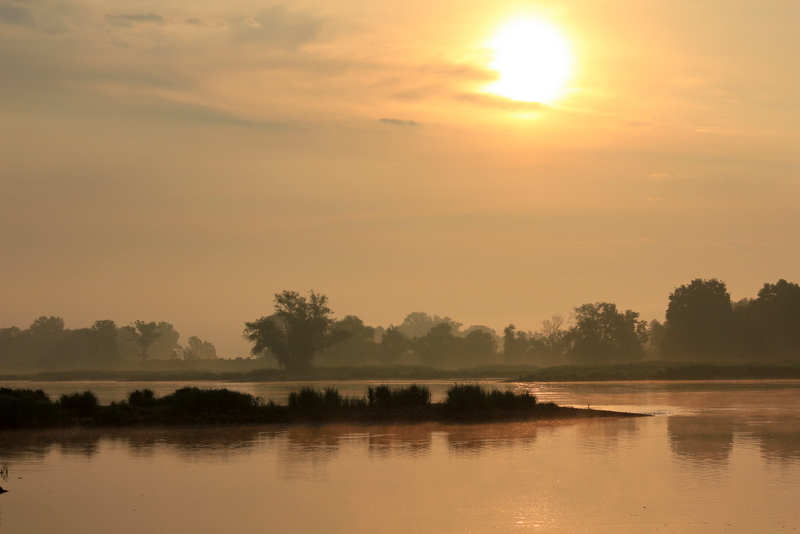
[2,0,799,356]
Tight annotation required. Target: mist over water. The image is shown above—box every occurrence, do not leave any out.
[0,380,798,533]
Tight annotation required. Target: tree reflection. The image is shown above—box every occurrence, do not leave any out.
[668,415,734,463]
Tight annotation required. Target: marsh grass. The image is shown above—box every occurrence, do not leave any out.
[367,384,431,410]
[445,383,536,412]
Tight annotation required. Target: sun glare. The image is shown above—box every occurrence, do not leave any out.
[485,17,573,104]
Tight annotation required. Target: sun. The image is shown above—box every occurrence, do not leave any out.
[484,17,574,104]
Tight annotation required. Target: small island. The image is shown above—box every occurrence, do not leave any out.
[0,384,645,429]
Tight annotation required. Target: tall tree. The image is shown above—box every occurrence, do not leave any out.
[243,290,341,371]
[566,302,647,363]
[661,278,734,360]
[130,321,161,363]
[751,279,800,359]
[182,336,218,360]
[378,325,411,363]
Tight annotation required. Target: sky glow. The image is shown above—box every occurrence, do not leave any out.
[1,0,799,357]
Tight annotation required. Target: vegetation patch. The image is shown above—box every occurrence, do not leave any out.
[0,384,642,429]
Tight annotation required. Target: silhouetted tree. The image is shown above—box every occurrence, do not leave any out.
[461,329,498,365]
[321,315,378,365]
[661,278,733,360]
[398,312,462,338]
[243,290,343,371]
[130,321,161,363]
[149,322,181,360]
[378,325,411,363]
[566,302,647,363]
[750,279,800,359]
[503,324,528,362]
[28,316,66,369]
[91,320,119,362]
[413,322,460,366]
[181,336,218,360]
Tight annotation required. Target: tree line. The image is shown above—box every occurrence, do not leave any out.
[244,279,800,371]
[0,318,217,371]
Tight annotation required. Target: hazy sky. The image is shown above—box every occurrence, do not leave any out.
[2,0,799,357]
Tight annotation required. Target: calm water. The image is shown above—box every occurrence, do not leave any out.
[1,380,799,533]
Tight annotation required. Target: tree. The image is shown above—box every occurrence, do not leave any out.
[503,324,529,362]
[378,325,411,363]
[461,328,498,365]
[28,316,66,369]
[243,290,341,371]
[130,321,161,363]
[566,302,647,363]
[182,336,218,360]
[750,279,800,359]
[149,322,181,360]
[397,312,462,338]
[661,278,734,360]
[321,315,378,365]
[412,322,460,366]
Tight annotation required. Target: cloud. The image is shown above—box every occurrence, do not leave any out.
[234,7,330,49]
[379,118,418,127]
[105,12,165,28]
[0,3,35,26]
[455,92,546,111]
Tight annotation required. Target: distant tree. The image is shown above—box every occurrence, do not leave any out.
[149,322,181,360]
[0,326,25,369]
[28,316,66,369]
[661,278,734,360]
[130,321,161,363]
[750,279,800,359]
[461,328,498,365]
[91,320,119,362]
[321,315,378,365]
[398,312,462,338]
[566,302,647,363]
[413,322,460,366]
[243,290,342,372]
[502,324,529,362]
[181,336,218,360]
[378,325,411,363]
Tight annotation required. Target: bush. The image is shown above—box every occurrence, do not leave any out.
[0,388,58,427]
[159,387,262,414]
[127,389,157,407]
[288,387,330,416]
[367,384,431,409]
[445,383,536,412]
[58,390,99,417]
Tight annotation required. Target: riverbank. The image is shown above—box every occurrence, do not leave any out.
[0,384,644,429]
[516,361,800,382]
[3,361,800,384]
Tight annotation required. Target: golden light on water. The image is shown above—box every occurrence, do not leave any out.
[484,17,574,104]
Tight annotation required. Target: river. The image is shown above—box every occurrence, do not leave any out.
[0,379,798,533]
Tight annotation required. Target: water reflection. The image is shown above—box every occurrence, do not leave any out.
[668,415,735,464]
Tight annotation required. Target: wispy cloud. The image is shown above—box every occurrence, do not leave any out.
[105,12,166,28]
[379,118,418,127]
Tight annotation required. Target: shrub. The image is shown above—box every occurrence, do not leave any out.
[127,389,157,407]
[58,390,99,417]
[288,387,326,416]
[445,383,536,412]
[367,384,431,409]
[0,388,58,427]
[159,387,262,414]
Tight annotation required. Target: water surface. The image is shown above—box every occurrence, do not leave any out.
[1,380,798,533]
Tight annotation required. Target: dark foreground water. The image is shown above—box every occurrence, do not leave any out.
[0,380,798,533]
